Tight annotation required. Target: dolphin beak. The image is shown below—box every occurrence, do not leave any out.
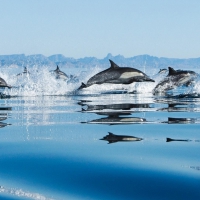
[145,77,155,82]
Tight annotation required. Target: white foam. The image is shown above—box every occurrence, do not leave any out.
[0,185,53,200]
[0,65,200,96]
[192,76,200,93]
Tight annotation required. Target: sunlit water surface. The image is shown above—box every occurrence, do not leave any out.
[0,65,200,200]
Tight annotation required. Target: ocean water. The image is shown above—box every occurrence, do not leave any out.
[0,65,200,200]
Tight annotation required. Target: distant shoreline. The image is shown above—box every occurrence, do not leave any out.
[1,53,200,69]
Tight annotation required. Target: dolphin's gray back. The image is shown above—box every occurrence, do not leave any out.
[87,68,121,86]
[87,67,146,86]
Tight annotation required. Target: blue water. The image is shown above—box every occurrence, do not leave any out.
[0,66,200,199]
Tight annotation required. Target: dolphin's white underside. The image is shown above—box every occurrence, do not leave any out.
[119,72,144,79]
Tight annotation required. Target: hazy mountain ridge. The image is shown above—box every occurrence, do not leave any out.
[0,53,200,70]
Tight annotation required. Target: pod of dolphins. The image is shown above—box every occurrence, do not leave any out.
[0,59,198,94]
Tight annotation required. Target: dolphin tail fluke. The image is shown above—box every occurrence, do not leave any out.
[77,82,87,90]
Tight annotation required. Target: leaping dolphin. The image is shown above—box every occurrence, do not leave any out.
[0,77,11,88]
[158,68,167,74]
[17,67,30,76]
[51,65,68,81]
[153,67,198,94]
[78,60,154,89]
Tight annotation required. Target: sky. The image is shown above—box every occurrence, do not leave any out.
[0,0,200,59]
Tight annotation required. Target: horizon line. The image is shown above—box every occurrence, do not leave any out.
[0,53,200,60]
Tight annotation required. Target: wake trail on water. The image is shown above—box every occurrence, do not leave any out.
[0,65,200,97]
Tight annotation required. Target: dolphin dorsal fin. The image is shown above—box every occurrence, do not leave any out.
[108,132,114,135]
[56,65,60,71]
[109,60,120,69]
[168,67,177,76]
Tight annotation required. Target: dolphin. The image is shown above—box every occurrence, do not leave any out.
[0,77,11,88]
[166,138,191,142]
[17,67,30,76]
[51,65,68,81]
[158,68,168,74]
[100,132,143,144]
[153,67,198,93]
[78,59,154,89]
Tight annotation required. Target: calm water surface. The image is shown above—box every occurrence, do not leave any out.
[0,92,199,200]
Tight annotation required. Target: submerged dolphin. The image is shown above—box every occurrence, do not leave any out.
[153,67,198,93]
[51,65,68,80]
[0,77,11,88]
[166,138,191,142]
[100,132,143,144]
[78,60,154,89]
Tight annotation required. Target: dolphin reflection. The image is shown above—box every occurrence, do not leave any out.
[157,103,195,112]
[0,122,10,128]
[166,117,196,124]
[79,101,152,113]
[82,113,146,125]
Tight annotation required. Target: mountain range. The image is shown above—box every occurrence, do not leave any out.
[0,53,200,69]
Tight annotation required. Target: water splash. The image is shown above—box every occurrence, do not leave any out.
[0,64,200,97]
[1,66,80,96]
[192,76,200,94]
